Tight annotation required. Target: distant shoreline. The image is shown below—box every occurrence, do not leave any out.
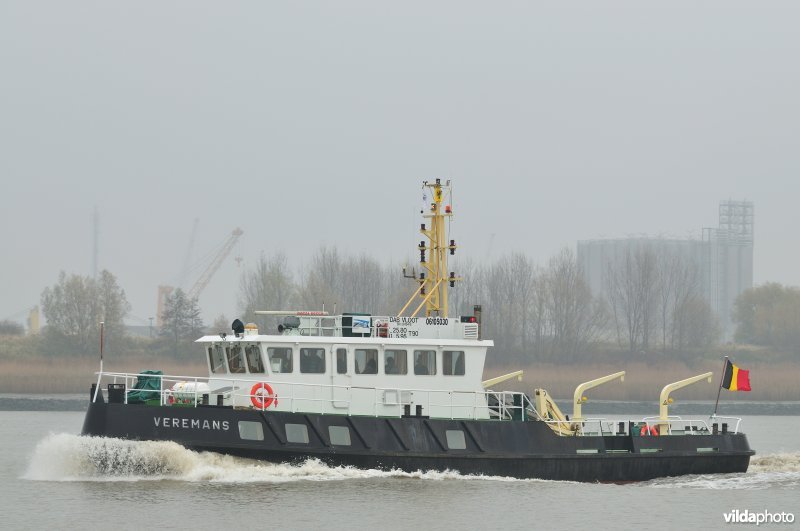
[1,356,798,402]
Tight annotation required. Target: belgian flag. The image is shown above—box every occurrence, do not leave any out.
[722,359,751,392]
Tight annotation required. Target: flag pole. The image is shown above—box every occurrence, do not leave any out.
[712,355,728,417]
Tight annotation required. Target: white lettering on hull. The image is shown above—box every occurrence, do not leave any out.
[154,417,230,431]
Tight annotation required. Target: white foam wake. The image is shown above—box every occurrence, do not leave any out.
[23,433,527,483]
[749,453,800,473]
[28,434,796,487]
[642,452,800,490]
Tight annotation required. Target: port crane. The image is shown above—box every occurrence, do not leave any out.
[156,227,243,326]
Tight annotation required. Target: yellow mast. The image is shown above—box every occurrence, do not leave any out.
[398,179,460,317]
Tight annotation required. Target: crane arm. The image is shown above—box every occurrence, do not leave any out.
[186,228,243,300]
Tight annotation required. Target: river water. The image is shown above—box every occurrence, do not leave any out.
[2,399,798,530]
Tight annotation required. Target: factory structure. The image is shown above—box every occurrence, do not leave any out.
[577,200,754,341]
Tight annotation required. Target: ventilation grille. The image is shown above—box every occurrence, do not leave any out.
[463,323,479,339]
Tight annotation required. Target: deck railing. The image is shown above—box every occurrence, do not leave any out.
[92,370,529,422]
[640,415,743,435]
[91,371,744,436]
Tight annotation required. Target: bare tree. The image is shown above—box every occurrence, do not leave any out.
[339,254,385,313]
[297,246,341,311]
[504,254,538,355]
[656,251,681,352]
[160,288,203,358]
[666,255,703,350]
[40,270,130,354]
[479,249,606,364]
[732,283,800,349]
[446,256,483,318]
[672,295,719,350]
[604,242,715,354]
[541,248,606,362]
[239,252,295,331]
[605,245,658,352]
[481,257,518,360]
[653,250,705,352]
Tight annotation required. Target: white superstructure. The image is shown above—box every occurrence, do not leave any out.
[196,315,494,419]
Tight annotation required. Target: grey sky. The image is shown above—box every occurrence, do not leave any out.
[1,1,798,325]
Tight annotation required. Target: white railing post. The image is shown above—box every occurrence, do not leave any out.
[92,372,102,403]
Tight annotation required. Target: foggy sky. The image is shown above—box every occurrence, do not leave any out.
[2,1,798,326]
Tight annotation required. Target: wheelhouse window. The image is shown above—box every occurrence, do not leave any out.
[414,350,436,375]
[443,351,465,376]
[245,345,265,374]
[300,347,326,374]
[384,349,408,375]
[268,347,293,373]
[208,345,226,374]
[355,349,378,374]
[227,346,246,374]
[336,348,347,374]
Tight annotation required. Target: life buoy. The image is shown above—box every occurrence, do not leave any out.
[250,382,277,409]
[639,424,660,436]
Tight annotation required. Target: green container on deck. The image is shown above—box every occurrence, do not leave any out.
[127,370,163,404]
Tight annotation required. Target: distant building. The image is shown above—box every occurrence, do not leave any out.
[27,306,40,334]
[577,200,753,341]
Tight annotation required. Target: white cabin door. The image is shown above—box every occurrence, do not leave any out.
[331,344,350,409]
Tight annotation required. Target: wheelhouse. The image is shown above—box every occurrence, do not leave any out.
[196,315,493,419]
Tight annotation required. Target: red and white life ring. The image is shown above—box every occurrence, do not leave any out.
[640,424,660,436]
[250,382,278,409]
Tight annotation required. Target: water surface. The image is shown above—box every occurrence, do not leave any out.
[2,409,798,529]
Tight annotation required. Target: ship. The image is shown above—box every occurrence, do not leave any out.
[81,179,754,482]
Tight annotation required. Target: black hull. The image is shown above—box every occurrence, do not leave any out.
[81,400,753,482]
